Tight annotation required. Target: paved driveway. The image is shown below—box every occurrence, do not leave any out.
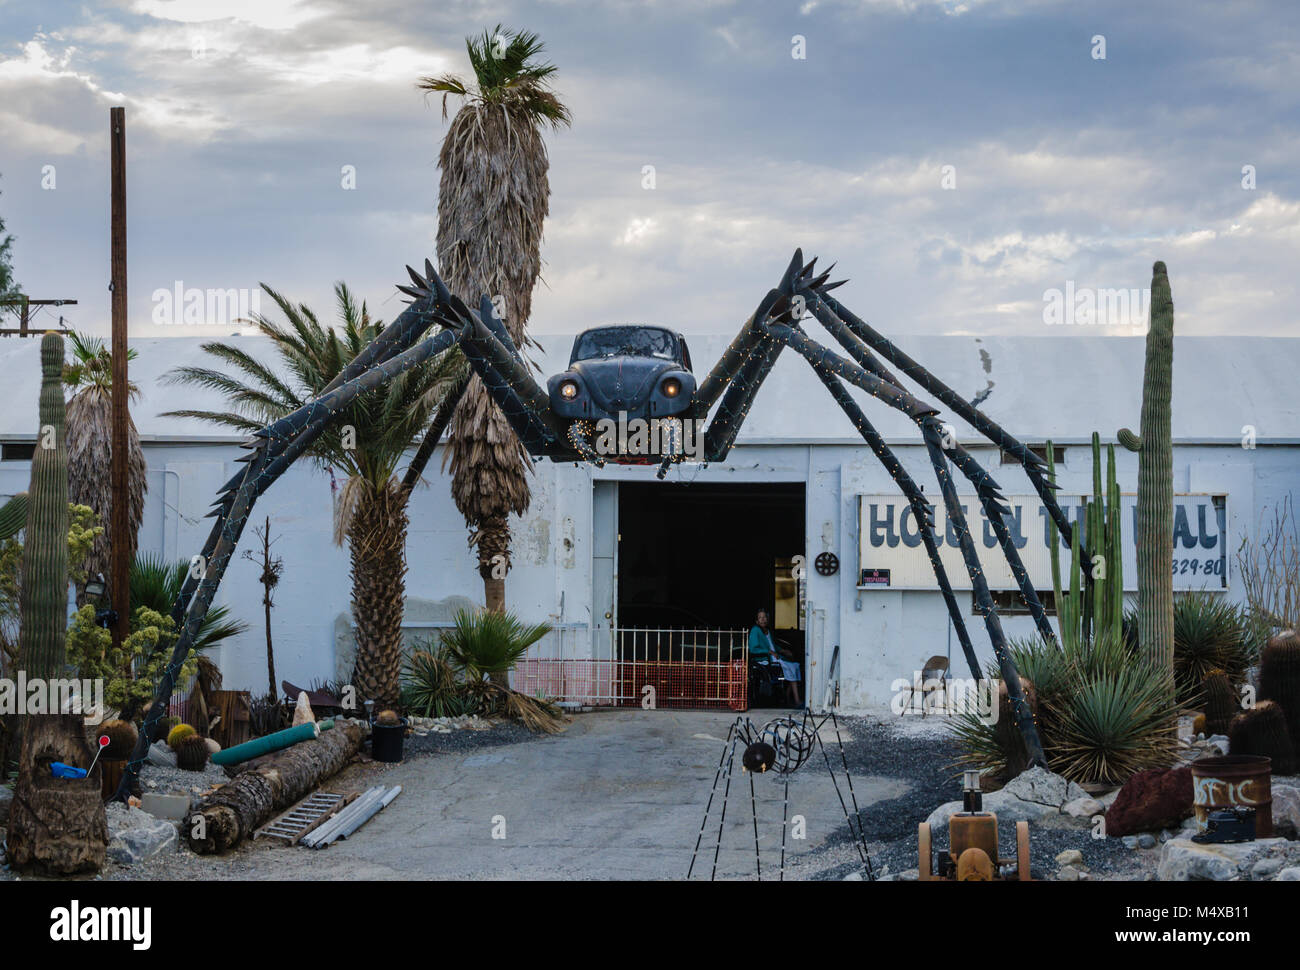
[223,709,909,880]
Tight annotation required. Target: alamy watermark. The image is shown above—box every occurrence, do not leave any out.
[889,672,999,723]
[592,412,706,461]
[1042,282,1150,328]
[151,282,260,327]
[0,673,104,719]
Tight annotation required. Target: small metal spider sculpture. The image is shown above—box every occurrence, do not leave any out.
[116,249,1093,800]
[687,711,875,881]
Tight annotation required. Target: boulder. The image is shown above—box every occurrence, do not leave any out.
[105,802,177,865]
[926,766,1090,830]
[1105,765,1194,837]
[1277,867,1300,881]
[1158,837,1300,881]
[1063,796,1105,819]
[1055,849,1083,866]
[291,691,315,728]
[1271,785,1300,840]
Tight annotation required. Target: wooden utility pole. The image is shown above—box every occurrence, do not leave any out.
[110,107,129,650]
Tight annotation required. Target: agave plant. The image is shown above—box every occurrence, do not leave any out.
[951,630,1179,785]
[1168,591,1252,703]
[438,608,551,682]
[130,552,248,653]
[401,640,473,718]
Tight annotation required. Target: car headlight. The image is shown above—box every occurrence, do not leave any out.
[559,379,580,400]
[661,377,681,398]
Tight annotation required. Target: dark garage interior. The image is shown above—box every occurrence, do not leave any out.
[616,481,806,706]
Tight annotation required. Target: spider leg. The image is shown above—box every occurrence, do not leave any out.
[812,290,1092,577]
[118,322,465,802]
[804,359,983,680]
[761,318,1047,766]
[799,298,1058,645]
[919,417,1046,766]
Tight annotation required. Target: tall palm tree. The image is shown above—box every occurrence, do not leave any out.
[62,331,147,604]
[162,284,466,709]
[420,25,571,614]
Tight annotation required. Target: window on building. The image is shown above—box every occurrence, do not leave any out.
[974,589,1059,616]
[1,443,36,461]
[1000,444,1064,466]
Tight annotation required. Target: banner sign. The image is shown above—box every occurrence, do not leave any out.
[857,493,1227,591]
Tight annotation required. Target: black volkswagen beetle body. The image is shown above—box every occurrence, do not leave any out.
[547,325,696,423]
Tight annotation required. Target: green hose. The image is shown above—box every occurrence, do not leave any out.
[211,720,331,766]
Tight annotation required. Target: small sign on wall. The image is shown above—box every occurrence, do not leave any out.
[858,568,891,588]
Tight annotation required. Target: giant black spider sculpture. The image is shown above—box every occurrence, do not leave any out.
[116,249,1092,800]
[687,712,874,881]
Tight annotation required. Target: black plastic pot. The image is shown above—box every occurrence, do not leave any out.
[371,720,406,763]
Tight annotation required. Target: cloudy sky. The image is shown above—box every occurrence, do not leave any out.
[0,0,1295,343]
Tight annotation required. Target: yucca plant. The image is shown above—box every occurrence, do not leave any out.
[401,640,473,718]
[1170,591,1252,704]
[130,552,248,654]
[438,608,551,682]
[1046,659,1182,784]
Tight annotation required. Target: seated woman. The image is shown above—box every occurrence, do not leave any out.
[748,609,801,707]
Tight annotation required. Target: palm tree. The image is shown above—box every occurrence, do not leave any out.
[129,552,249,654]
[62,331,147,604]
[419,25,571,614]
[162,283,466,709]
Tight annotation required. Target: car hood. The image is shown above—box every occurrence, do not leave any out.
[570,356,677,414]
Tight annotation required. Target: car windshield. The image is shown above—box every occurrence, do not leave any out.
[573,327,678,362]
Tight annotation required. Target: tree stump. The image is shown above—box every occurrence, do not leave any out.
[186,718,367,854]
[6,714,107,874]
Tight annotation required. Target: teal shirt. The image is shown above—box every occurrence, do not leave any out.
[749,625,774,658]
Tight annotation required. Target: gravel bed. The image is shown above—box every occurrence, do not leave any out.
[788,713,1142,881]
[402,719,542,758]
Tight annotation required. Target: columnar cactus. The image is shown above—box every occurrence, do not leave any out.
[1202,669,1236,736]
[18,333,70,680]
[1118,261,1174,674]
[1259,630,1300,744]
[1048,433,1123,646]
[1228,700,1295,775]
[0,492,28,540]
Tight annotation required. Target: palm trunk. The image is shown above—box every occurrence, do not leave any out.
[349,482,409,710]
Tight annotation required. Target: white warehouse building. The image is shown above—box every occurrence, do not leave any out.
[2,332,1297,711]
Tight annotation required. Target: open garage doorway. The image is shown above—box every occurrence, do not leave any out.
[616,481,806,709]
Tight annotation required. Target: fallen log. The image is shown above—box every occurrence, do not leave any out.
[185,717,368,854]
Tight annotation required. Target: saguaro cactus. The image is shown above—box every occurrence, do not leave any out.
[18,333,70,679]
[1118,261,1174,674]
[8,332,107,875]
[0,492,28,540]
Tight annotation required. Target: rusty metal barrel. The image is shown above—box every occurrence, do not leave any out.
[1191,755,1273,837]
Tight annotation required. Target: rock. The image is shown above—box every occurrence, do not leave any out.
[1001,765,1088,807]
[105,802,177,865]
[291,691,315,728]
[204,738,221,755]
[147,740,177,768]
[842,871,862,881]
[1205,735,1230,755]
[1138,833,1157,849]
[1055,849,1083,866]
[1063,796,1105,818]
[1105,765,1194,836]
[1277,867,1300,881]
[140,792,190,821]
[1271,785,1300,840]
[1058,865,1081,881]
[1158,837,1300,881]
[1122,835,1139,849]
[1160,829,1175,843]
[1252,857,1284,880]
[926,766,1090,830]
[899,868,919,881]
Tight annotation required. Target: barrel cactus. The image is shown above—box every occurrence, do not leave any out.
[1117,261,1174,676]
[18,333,70,680]
[167,722,197,749]
[175,733,210,771]
[1228,700,1296,775]
[99,719,138,759]
[1202,669,1237,737]
[1259,630,1300,744]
